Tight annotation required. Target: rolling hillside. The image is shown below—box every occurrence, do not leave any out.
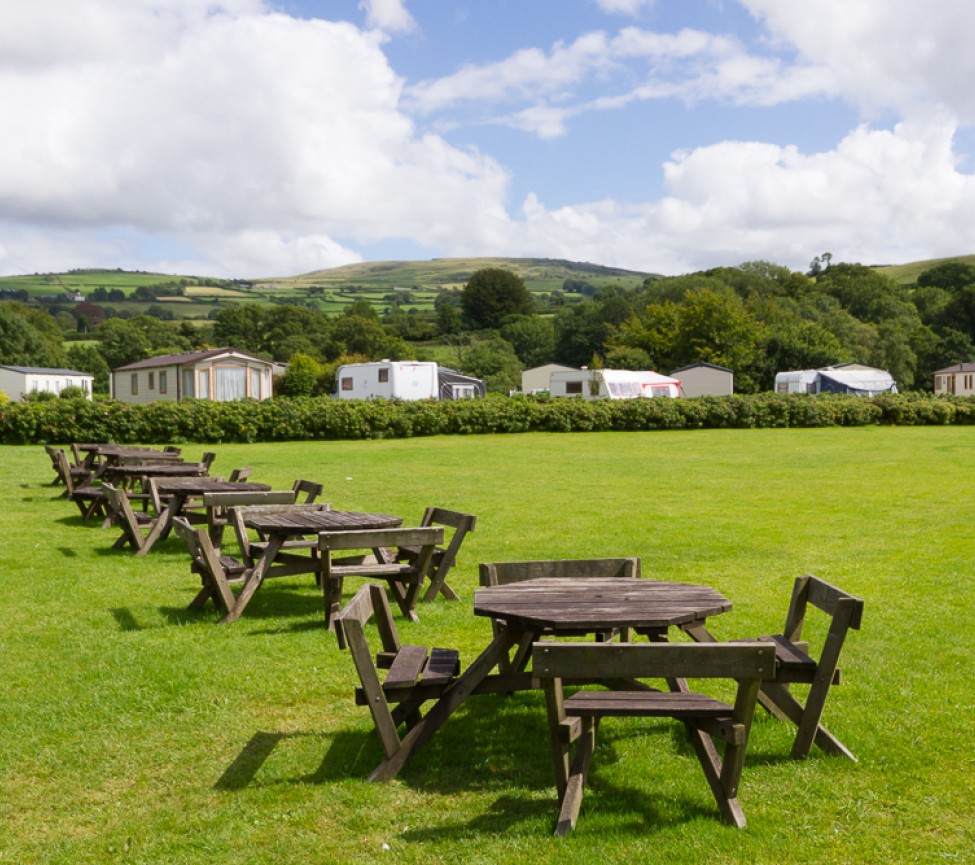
[2,253,971,319]
[0,258,652,319]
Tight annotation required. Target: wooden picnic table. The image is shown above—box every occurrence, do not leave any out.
[98,461,209,486]
[223,508,403,623]
[132,477,272,557]
[367,576,732,781]
[76,444,180,470]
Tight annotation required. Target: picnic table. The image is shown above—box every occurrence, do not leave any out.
[223,508,404,623]
[75,443,180,470]
[131,477,272,557]
[97,461,209,486]
[367,576,731,781]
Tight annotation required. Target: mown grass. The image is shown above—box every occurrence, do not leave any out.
[2,428,973,864]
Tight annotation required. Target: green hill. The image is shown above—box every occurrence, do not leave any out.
[875,254,975,285]
[4,253,974,319]
[0,258,653,319]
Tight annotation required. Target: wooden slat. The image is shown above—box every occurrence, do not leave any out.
[564,690,733,719]
[383,644,428,689]
[422,648,461,685]
[319,526,442,552]
[533,642,775,681]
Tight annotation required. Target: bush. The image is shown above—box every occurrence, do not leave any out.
[21,390,57,403]
[3,392,975,445]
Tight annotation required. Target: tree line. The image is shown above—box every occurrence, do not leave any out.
[2,259,974,397]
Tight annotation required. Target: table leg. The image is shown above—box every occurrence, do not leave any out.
[368,628,520,781]
[223,534,285,623]
[133,493,184,558]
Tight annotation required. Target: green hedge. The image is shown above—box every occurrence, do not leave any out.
[2,392,973,445]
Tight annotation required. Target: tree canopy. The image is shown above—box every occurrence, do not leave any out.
[461,268,535,330]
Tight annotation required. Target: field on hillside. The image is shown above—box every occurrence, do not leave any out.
[2,428,973,864]
[1,258,651,320]
[876,253,975,284]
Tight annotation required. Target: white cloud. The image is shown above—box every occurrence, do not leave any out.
[741,0,975,122]
[1,1,973,281]
[595,0,655,16]
[358,0,415,35]
[487,119,975,274]
[406,26,836,135]
[0,2,505,276]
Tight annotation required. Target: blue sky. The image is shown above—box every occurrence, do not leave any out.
[1,0,974,278]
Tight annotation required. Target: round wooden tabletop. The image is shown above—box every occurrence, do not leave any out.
[473,577,731,631]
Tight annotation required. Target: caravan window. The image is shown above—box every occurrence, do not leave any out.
[341,377,353,391]
[378,368,389,383]
[566,380,583,394]
[215,366,246,401]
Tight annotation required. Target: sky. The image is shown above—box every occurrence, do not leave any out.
[2,0,975,280]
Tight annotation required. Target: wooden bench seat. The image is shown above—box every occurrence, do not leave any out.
[336,584,463,774]
[533,641,775,834]
[51,447,106,519]
[729,574,864,760]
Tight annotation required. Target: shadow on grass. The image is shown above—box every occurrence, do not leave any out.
[212,695,762,836]
[110,607,143,631]
[54,514,98,529]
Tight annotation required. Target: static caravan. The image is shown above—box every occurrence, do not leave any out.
[335,361,485,400]
[549,368,680,400]
[0,365,94,400]
[670,361,734,397]
[112,348,274,404]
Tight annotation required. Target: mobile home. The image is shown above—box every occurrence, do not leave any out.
[0,365,94,401]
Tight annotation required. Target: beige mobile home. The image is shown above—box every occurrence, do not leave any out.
[670,362,734,397]
[111,348,274,404]
[933,362,975,395]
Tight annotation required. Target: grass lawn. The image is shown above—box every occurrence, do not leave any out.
[2,428,973,864]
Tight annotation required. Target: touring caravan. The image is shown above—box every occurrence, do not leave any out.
[334,361,485,400]
[549,368,680,400]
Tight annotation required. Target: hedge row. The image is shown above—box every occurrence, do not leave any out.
[3,392,975,445]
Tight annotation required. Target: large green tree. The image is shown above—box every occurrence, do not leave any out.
[460,335,522,393]
[461,268,534,330]
[65,344,111,393]
[0,304,67,367]
[500,315,555,367]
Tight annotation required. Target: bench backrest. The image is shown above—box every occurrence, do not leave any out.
[202,490,296,509]
[334,584,405,759]
[292,479,324,503]
[480,557,640,586]
[319,526,444,554]
[420,506,476,571]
